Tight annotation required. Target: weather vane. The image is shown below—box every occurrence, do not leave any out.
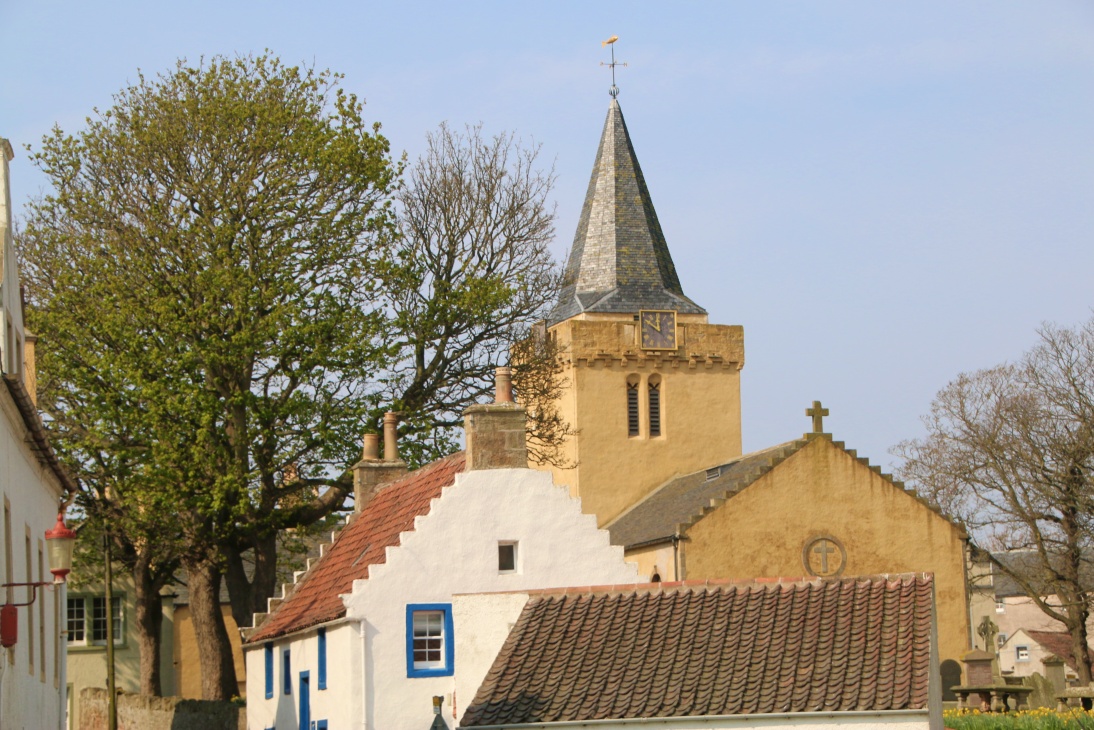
[600,35,627,98]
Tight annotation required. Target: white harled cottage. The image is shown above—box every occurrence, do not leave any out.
[242,373,638,730]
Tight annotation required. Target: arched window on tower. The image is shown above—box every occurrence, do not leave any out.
[648,375,662,438]
[626,375,640,438]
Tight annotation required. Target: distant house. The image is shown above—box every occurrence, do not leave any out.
[242,390,638,730]
[999,629,1092,682]
[458,574,942,730]
[0,137,77,729]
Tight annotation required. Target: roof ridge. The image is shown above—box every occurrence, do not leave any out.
[469,572,935,599]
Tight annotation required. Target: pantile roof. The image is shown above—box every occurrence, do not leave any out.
[247,452,465,642]
[548,100,705,326]
[462,574,935,727]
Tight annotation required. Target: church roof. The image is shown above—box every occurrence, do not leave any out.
[547,101,705,326]
[461,574,935,726]
[608,435,964,550]
[607,440,805,549]
[246,452,465,642]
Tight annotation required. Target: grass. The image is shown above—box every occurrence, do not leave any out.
[945,708,1094,729]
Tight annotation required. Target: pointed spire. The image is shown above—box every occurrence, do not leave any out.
[548,100,705,326]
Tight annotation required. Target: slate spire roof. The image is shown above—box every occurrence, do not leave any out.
[461,574,936,727]
[547,100,706,326]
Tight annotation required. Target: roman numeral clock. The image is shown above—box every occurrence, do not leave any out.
[640,310,678,350]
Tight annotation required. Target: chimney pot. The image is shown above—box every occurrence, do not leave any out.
[383,412,399,462]
[495,366,514,404]
[362,433,380,461]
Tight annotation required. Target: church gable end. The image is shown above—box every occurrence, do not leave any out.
[683,434,969,669]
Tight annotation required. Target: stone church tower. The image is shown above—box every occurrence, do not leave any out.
[539,100,745,526]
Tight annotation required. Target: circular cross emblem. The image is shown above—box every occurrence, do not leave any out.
[803,536,846,577]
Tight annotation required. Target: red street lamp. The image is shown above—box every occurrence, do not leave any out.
[1,512,77,648]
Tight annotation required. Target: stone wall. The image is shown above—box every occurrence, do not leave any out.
[79,688,244,730]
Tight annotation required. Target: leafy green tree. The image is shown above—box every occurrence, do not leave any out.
[20,54,398,699]
[895,318,1094,683]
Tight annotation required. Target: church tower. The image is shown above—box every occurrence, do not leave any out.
[538,100,745,526]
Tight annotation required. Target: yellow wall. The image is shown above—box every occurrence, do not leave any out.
[541,316,745,525]
[172,604,246,699]
[683,436,970,666]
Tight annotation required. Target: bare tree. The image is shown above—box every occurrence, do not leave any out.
[895,318,1094,682]
[378,123,562,464]
[511,331,576,468]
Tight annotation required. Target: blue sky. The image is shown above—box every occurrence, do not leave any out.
[2,2,1093,469]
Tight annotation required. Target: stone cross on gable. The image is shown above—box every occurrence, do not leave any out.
[806,400,829,434]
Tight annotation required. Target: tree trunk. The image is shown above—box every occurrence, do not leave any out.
[133,552,163,695]
[224,532,278,631]
[184,556,239,700]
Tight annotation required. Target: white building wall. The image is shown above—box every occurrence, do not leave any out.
[0,138,66,730]
[245,467,637,730]
[0,389,67,730]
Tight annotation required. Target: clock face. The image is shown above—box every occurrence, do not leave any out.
[640,310,678,350]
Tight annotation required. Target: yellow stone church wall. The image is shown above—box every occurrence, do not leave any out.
[539,318,745,526]
[683,436,970,667]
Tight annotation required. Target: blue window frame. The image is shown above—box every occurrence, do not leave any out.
[283,648,291,695]
[264,643,274,699]
[317,628,327,690]
[406,603,454,678]
[298,671,310,730]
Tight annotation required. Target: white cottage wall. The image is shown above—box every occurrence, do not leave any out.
[0,388,66,729]
[246,467,637,730]
[452,591,531,722]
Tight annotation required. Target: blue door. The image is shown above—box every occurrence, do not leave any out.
[299,671,310,730]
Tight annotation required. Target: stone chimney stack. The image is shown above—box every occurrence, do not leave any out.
[23,331,36,406]
[353,412,407,512]
[464,367,528,471]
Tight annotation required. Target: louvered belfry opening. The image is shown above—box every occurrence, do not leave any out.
[648,377,661,437]
[626,378,640,437]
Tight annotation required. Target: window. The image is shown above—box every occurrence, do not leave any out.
[998,633,1008,648]
[283,648,291,695]
[626,379,639,437]
[648,376,662,437]
[996,600,1005,614]
[66,596,124,646]
[264,643,274,699]
[498,542,517,573]
[1016,645,1030,662]
[406,604,454,677]
[317,629,327,690]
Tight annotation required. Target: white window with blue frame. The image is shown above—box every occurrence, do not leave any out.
[406,603,454,677]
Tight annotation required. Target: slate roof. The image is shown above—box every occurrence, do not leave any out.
[607,440,805,549]
[548,100,705,326]
[1024,630,1094,674]
[461,574,935,727]
[246,452,465,642]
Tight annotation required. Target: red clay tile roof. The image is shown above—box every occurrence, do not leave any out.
[461,574,935,726]
[1025,630,1094,673]
[247,452,465,643]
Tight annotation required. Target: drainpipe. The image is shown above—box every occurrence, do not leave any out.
[58,581,67,730]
